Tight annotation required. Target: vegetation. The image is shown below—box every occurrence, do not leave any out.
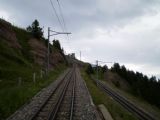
[0,64,66,119]
[84,62,160,119]
[52,40,62,51]
[0,19,68,119]
[81,67,137,120]
[26,19,43,39]
[52,39,64,55]
[85,64,94,74]
[13,25,33,62]
[111,63,160,109]
[102,65,108,73]
[52,39,68,65]
[103,79,160,119]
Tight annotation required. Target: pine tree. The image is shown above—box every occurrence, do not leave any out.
[52,40,61,51]
[26,19,43,39]
[86,64,94,74]
[102,65,108,73]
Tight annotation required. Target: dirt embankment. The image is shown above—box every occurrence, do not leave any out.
[28,38,47,66]
[0,19,21,49]
[104,71,130,91]
[28,39,65,68]
[0,19,65,68]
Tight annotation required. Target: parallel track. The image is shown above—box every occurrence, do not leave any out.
[94,79,156,120]
[32,67,76,120]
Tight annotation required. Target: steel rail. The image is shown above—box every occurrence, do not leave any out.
[48,67,76,120]
[94,79,156,120]
[69,68,76,120]
[31,69,72,120]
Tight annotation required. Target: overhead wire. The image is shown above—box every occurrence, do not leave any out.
[49,0,65,32]
[56,0,68,33]
[56,0,70,41]
[49,0,71,54]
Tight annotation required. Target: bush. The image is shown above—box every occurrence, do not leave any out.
[86,64,94,75]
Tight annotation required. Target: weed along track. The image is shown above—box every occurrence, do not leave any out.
[94,79,157,120]
[8,66,101,120]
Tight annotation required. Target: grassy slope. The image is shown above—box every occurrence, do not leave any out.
[101,77,160,119]
[94,69,160,119]
[0,64,66,119]
[81,68,138,120]
[0,25,67,119]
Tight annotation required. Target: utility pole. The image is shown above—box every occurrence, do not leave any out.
[47,27,50,75]
[80,51,81,61]
[47,27,71,75]
[96,60,112,81]
[96,60,98,80]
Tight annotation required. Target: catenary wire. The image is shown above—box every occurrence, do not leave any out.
[49,0,65,32]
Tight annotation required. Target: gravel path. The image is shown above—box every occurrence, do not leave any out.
[73,67,101,120]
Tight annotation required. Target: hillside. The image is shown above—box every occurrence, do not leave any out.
[82,63,160,120]
[0,19,67,119]
[110,63,160,108]
[104,71,160,118]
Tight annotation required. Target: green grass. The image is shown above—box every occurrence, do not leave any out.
[13,26,34,62]
[0,64,67,119]
[0,20,68,119]
[94,69,160,119]
[81,69,138,120]
[102,79,160,120]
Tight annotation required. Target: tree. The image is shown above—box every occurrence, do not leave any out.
[102,65,108,73]
[120,65,127,77]
[52,39,67,62]
[111,63,120,72]
[26,26,32,32]
[26,19,43,39]
[110,62,160,108]
[86,64,94,74]
[52,40,61,51]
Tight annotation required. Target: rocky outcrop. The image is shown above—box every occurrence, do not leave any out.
[49,52,65,67]
[0,19,65,68]
[28,38,65,68]
[28,38,47,66]
[0,19,21,49]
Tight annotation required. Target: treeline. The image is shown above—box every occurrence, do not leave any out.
[85,64,108,75]
[111,63,160,108]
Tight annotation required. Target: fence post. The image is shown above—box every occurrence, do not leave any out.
[40,69,43,78]
[18,77,22,86]
[33,73,36,83]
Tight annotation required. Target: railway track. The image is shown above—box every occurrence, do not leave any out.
[94,79,157,120]
[7,66,100,120]
[32,67,76,120]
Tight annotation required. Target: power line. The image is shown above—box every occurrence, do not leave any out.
[57,0,67,32]
[49,0,71,52]
[56,0,70,41]
[49,0,64,32]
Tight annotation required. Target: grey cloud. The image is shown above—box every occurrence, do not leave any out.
[1,0,159,31]
[1,0,160,78]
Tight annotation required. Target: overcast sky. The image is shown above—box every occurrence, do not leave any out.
[1,0,160,79]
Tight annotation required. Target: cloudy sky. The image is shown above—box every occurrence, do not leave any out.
[1,0,160,79]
